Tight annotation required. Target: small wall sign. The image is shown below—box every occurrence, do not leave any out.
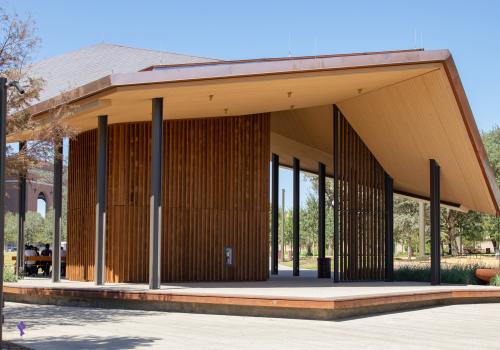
[224,246,234,266]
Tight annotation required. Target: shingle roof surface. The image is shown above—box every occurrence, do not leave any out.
[29,43,215,101]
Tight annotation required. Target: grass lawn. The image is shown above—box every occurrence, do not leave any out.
[395,255,499,268]
[280,256,330,270]
[280,254,500,272]
[4,251,16,269]
[3,251,18,282]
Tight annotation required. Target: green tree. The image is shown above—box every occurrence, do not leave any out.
[283,208,294,257]
[304,174,334,256]
[301,193,318,256]
[441,208,460,255]
[270,204,293,260]
[3,209,66,249]
[40,209,66,243]
[394,196,419,258]
[482,126,500,180]
[451,126,500,251]
[4,212,18,246]
[456,210,485,249]
[481,126,500,250]
[483,215,500,250]
[24,211,46,244]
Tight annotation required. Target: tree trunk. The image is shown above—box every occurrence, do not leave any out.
[306,243,313,256]
[444,209,459,256]
[407,240,413,260]
[449,228,459,256]
[327,244,333,257]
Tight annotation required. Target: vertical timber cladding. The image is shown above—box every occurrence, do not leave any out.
[67,124,152,283]
[67,130,97,281]
[106,123,152,283]
[67,114,270,282]
[334,106,386,281]
[162,114,270,281]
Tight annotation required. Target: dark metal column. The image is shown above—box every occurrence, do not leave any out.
[16,142,27,277]
[318,162,326,259]
[293,157,300,276]
[0,78,7,340]
[430,159,441,285]
[384,173,394,282]
[333,105,340,283]
[281,189,285,262]
[271,153,279,275]
[95,115,108,285]
[149,98,163,289]
[52,140,63,282]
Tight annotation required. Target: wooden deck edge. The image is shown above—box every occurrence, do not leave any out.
[4,286,500,320]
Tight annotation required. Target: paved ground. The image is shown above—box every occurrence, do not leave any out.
[0,341,31,349]
[7,269,500,300]
[3,302,500,350]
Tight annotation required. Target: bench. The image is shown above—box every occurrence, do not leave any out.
[11,256,67,276]
[11,256,66,262]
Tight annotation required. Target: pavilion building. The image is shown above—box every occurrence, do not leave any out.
[9,44,500,288]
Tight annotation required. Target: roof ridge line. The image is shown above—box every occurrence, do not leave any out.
[100,42,215,61]
[29,42,216,66]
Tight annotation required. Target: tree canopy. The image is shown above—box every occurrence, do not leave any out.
[1,6,75,176]
[4,209,66,247]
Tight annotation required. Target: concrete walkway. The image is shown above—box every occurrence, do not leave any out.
[3,302,500,350]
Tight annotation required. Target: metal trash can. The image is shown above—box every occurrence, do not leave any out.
[317,257,331,278]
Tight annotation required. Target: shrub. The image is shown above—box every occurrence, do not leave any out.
[394,264,430,282]
[394,264,484,285]
[441,264,481,284]
[3,267,18,282]
[490,274,500,286]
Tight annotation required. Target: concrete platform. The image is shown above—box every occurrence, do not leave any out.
[5,269,500,320]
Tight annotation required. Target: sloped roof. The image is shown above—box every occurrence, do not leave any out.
[28,43,216,101]
[13,48,500,215]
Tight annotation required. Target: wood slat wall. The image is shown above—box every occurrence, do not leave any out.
[67,129,97,281]
[162,115,270,281]
[106,122,152,283]
[67,113,270,283]
[334,107,386,281]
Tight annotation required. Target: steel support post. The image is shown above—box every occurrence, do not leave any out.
[95,115,108,285]
[271,153,279,275]
[149,98,163,289]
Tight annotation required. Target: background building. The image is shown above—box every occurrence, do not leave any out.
[5,164,54,217]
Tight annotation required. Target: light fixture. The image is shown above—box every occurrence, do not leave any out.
[7,80,25,94]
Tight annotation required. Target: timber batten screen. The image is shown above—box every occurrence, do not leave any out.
[162,114,270,281]
[67,130,97,281]
[67,114,270,283]
[334,107,387,281]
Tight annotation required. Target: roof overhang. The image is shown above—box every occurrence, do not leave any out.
[9,49,500,215]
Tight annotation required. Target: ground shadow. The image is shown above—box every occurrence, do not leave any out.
[12,335,159,350]
[3,303,157,333]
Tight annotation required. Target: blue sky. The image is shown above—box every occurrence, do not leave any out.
[4,0,499,208]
